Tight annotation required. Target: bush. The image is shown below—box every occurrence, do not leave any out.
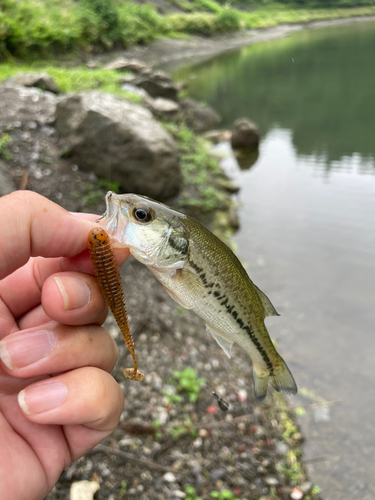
[167,12,217,36]
[216,8,241,31]
[118,2,168,46]
[80,0,119,41]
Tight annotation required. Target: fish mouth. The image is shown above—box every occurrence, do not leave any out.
[100,191,130,248]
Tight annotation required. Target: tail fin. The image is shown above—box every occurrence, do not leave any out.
[270,356,297,396]
[252,357,297,402]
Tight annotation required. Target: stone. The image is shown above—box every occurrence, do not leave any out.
[55,92,181,200]
[163,472,177,483]
[132,72,179,101]
[231,118,260,150]
[0,160,17,196]
[264,476,280,486]
[104,58,149,74]
[0,83,57,126]
[69,480,100,500]
[202,129,231,144]
[7,73,62,94]
[148,97,180,119]
[180,98,221,133]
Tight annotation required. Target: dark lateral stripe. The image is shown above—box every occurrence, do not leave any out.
[189,258,274,373]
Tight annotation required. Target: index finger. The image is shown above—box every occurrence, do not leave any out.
[0,191,95,280]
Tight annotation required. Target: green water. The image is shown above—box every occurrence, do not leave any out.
[175,21,375,169]
[174,21,375,500]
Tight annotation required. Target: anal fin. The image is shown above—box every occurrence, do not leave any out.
[206,325,233,358]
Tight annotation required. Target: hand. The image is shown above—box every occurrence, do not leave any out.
[0,191,129,500]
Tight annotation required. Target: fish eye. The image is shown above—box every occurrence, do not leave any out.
[133,207,152,223]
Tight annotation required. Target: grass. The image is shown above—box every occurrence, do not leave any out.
[164,122,230,213]
[0,133,12,160]
[0,63,142,102]
[1,0,375,59]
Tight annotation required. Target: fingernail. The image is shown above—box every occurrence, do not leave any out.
[53,276,91,310]
[18,382,67,415]
[0,330,57,370]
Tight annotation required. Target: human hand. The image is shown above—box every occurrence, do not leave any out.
[0,191,129,500]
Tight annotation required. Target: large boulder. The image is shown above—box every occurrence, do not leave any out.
[55,92,181,200]
[231,118,260,150]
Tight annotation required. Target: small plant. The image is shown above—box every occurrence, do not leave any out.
[163,390,183,404]
[312,485,321,495]
[170,418,197,439]
[119,480,127,498]
[0,133,12,160]
[185,484,203,500]
[172,367,205,403]
[210,489,240,500]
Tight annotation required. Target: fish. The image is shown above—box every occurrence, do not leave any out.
[100,191,297,401]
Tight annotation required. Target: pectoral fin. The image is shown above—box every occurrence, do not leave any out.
[206,325,233,358]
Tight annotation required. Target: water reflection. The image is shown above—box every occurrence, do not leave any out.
[174,21,375,171]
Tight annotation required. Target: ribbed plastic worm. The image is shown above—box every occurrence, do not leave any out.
[88,227,144,382]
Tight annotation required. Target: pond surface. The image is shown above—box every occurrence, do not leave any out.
[174,21,375,500]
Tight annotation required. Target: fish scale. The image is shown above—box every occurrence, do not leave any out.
[101,191,297,401]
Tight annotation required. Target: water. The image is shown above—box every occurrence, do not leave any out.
[173,21,375,500]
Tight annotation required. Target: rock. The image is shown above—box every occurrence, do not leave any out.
[264,476,280,486]
[290,487,303,500]
[231,118,260,150]
[7,73,62,94]
[147,97,180,119]
[69,480,100,500]
[163,472,177,483]
[180,98,221,133]
[0,83,57,126]
[55,92,181,200]
[202,129,231,144]
[120,83,150,99]
[132,72,179,101]
[0,160,17,196]
[104,58,149,74]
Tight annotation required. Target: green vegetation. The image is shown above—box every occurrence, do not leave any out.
[185,484,203,500]
[171,367,205,402]
[210,489,241,500]
[118,480,127,498]
[0,133,12,160]
[184,485,241,500]
[169,417,197,438]
[164,122,230,215]
[0,63,141,102]
[1,0,375,59]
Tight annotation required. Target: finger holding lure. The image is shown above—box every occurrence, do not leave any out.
[98,191,297,401]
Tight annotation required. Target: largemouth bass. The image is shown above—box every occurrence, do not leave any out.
[101,192,297,401]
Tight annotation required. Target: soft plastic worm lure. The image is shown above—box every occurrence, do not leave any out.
[88,227,144,382]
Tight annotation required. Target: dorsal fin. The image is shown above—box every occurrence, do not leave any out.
[253,284,280,317]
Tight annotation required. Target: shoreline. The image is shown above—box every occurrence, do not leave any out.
[98,14,375,71]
